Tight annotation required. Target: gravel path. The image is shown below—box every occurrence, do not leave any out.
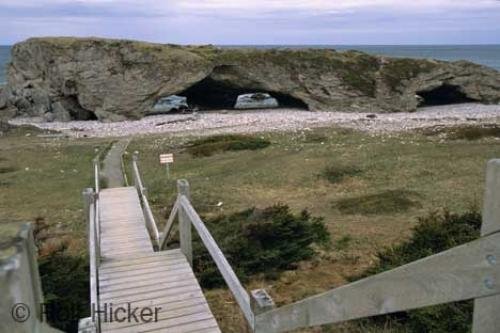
[101,139,129,188]
[9,103,500,138]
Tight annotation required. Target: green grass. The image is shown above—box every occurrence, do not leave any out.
[125,126,498,332]
[0,129,111,332]
[1,123,498,333]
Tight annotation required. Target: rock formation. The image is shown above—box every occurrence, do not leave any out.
[1,37,500,122]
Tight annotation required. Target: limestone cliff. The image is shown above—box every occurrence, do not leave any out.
[2,37,500,121]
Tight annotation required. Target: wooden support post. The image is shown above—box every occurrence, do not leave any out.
[473,159,500,333]
[251,289,275,316]
[177,179,193,266]
[82,188,94,227]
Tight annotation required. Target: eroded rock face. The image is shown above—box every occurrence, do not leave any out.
[3,37,500,121]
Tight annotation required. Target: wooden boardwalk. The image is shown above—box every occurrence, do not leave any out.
[97,187,220,333]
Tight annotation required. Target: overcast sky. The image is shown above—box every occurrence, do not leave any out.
[1,0,500,45]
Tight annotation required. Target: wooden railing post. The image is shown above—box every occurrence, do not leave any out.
[177,179,193,266]
[251,289,275,329]
[472,159,500,333]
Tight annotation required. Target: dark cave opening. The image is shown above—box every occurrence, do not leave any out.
[179,77,309,110]
[417,84,477,107]
[62,95,98,120]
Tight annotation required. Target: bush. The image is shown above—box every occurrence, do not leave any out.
[333,190,421,215]
[351,209,481,332]
[186,134,271,157]
[34,218,89,333]
[421,124,500,140]
[38,253,90,332]
[321,164,362,184]
[193,204,330,287]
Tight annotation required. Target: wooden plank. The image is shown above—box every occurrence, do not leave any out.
[100,250,183,268]
[99,275,198,295]
[137,317,220,333]
[101,248,151,257]
[255,232,500,333]
[101,304,211,331]
[100,285,202,306]
[473,159,500,333]
[99,262,190,281]
[99,258,186,275]
[106,291,206,309]
[102,311,215,332]
[179,196,253,325]
[99,267,194,287]
[99,278,199,300]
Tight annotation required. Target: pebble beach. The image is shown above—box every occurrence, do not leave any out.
[9,103,500,138]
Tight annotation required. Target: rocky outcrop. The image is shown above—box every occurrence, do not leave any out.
[2,37,500,122]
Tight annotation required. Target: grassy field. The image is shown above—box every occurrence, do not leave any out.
[0,126,110,256]
[1,124,498,332]
[125,127,499,332]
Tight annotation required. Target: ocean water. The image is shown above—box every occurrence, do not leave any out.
[0,45,11,85]
[1,44,499,85]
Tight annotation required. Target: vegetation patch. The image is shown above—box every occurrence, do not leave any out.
[34,219,89,333]
[334,190,421,215]
[381,59,438,92]
[0,166,18,174]
[192,204,330,287]
[351,209,481,332]
[320,163,362,184]
[186,134,271,157]
[421,124,500,140]
[303,132,328,143]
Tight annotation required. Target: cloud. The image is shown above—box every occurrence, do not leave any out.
[0,0,499,44]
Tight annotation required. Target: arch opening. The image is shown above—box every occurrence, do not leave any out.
[417,84,477,107]
[178,77,309,111]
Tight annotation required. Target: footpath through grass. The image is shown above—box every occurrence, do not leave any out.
[126,127,499,332]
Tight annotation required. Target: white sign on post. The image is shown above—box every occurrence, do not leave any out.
[159,153,174,178]
[159,153,174,164]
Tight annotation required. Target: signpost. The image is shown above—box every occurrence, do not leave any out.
[159,153,174,179]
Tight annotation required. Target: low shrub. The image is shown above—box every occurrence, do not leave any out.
[186,134,271,157]
[351,209,481,332]
[0,166,18,174]
[421,124,500,140]
[193,204,330,287]
[38,252,90,332]
[303,132,328,143]
[34,219,89,333]
[320,164,362,184]
[333,190,421,215]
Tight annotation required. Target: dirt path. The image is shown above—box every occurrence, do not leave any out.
[101,139,129,188]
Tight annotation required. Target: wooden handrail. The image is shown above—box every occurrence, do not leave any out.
[131,152,160,247]
[254,232,500,333]
[178,195,254,326]
[160,180,276,330]
[82,188,100,333]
